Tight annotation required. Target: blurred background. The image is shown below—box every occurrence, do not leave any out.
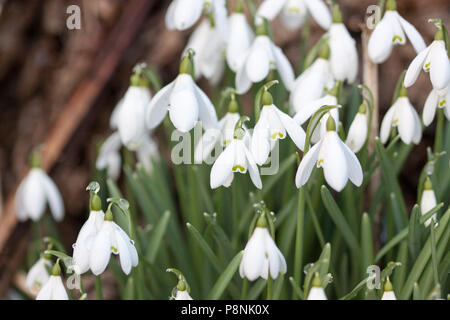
[0,0,448,299]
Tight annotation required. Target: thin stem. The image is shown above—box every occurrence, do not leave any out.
[293,187,305,299]
[241,278,248,300]
[430,224,439,286]
[434,108,444,154]
[95,275,104,300]
[232,182,239,249]
[267,276,273,300]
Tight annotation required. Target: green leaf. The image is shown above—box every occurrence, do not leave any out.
[304,105,340,154]
[208,251,244,300]
[302,35,329,71]
[186,223,222,273]
[289,277,304,300]
[360,213,374,275]
[146,211,171,263]
[407,205,422,260]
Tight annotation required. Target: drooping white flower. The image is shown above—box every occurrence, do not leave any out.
[368,0,425,64]
[251,91,305,165]
[226,6,255,72]
[210,124,262,189]
[255,0,331,30]
[290,43,334,114]
[381,278,397,300]
[146,51,218,133]
[89,209,138,275]
[404,29,450,90]
[307,273,327,300]
[239,218,286,281]
[175,289,193,300]
[15,166,64,222]
[136,133,160,173]
[235,28,295,94]
[295,116,363,192]
[26,257,51,295]
[420,178,437,227]
[328,4,358,83]
[422,86,450,126]
[36,261,69,300]
[96,132,122,181]
[380,89,422,145]
[345,103,368,153]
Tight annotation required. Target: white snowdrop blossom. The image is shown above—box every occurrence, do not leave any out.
[368,0,426,64]
[239,223,286,281]
[96,132,122,181]
[174,289,193,300]
[422,86,450,126]
[36,261,69,300]
[255,0,331,30]
[15,167,64,222]
[251,91,305,165]
[146,51,218,133]
[226,8,255,72]
[235,31,295,94]
[420,178,438,227]
[345,103,368,153]
[404,29,450,91]
[26,257,51,295]
[89,208,138,275]
[381,278,397,300]
[136,134,160,173]
[380,90,422,145]
[307,274,327,300]
[295,116,363,192]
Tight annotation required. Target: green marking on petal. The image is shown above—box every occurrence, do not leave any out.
[288,7,300,14]
[232,165,245,173]
[111,246,118,253]
[392,35,403,43]
[223,139,231,146]
[317,159,324,167]
[439,100,446,107]
[271,132,284,140]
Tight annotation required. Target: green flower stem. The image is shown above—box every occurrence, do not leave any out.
[266,276,273,300]
[433,108,444,174]
[232,182,239,249]
[292,187,305,299]
[241,278,248,300]
[430,224,439,286]
[95,275,103,300]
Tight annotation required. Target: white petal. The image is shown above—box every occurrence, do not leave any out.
[345,113,368,152]
[15,178,28,221]
[173,0,204,30]
[255,0,286,22]
[411,104,422,144]
[380,105,396,143]
[165,0,177,30]
[421,189,437,227]
[307,286,327,300]
[146,81,175,130]
[381,291,397,300]
[226,13,254,72]
[114,227,132,275]
[341,139,363,186]
[210,140,237,188]
[251,110,272,165]
[273,106,305,150]
[280,0,307,30]
[305,0,331,30]
[96,132,122,170]
[429,41,450,90]
[175,290,194,300]
[404,45,431,88]
[26,258,50,295]
[169,75,199,132]
[396,98,417,144]
[89,222,113,275]
[23,169,46,221]
[243,142,262,189]
[329,23,358,83]
[320,132,349,192]
[396,12,426,53]
[241,228,267,281]
[295,140,322,188]
[273,46,295,91]
[246,37,271,83]
[264,231,281,279]
[36,276,55,300]
[236,57,253,94]
[51,276,69,300]
[368,15,393,64]
[194,128,221,163]
[194,83,219,130]
[40,171,64,222]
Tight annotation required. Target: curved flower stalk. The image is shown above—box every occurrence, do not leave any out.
[420,177,437,227]
[296,115,363,192]
[422,86,450,126]
[404,27,450,91]
[26,256,52,295]
[251,90,306,165]
[235,22,295,94]
[381,278,397,300]
[36,260,69,300]
[210,117,262,189]
[168,270,194,300]
[327,4,358,83]
[290,42,334,114]
[89,201,138,276]
[239,213,286,281]
[307,273,327,300]
[15,151,64,222]
[226,2,255,72]
[255,0,331,31]
[345,103,368,153]
[368,0,426,64]
[146,49,218,133]
[380,85,422,145]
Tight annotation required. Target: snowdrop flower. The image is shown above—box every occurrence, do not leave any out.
[15,153,64,222]
[290,43,334,114]
[423,86,450,126]
[345,103,368,153]
[307,273,327,300]
[235,23,295,94]
[296,116,363,192]
[404,27,450,91]
[328,4,358,83]
[381,278,397,300]
[117,65,152,151]
[251,90,306,165]
[72,193,105,274]
[380,85,422,145]
[146,49,218,133]
[136,134,159,173]
[255,0,331,30]
[226,2,255,72]
[96,132,122,181]
[26,256,51,295]
[420,177,438,227]
[36,260,69,300]
[368,0,426,64]
[89,205,138,275]
[210,117,262,189]
[173,280,193,300]
[239,214,286,281]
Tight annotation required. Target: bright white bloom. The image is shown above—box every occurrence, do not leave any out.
[226,10,255,72]
[380,95,422,145]
[89,218,138,275]
[26,257,51,295]
[72,210,105,274]
[307,275,327,300]
[404,36,450,90]
[136,134,159,172]
[235,33,295,94]
[420,178,437,227]
[210,127,262,189]
[255,0,331,30]
[175,290,193,300]
[251,92,305,165]
[423,86,450,126]
[146,54,218,133]
[96,132,122,181]
[381,279,397,300]
[239,226,286,281]
[295,117,363,192]
[117,85,151,150]
[109,97,124,130]
[15,168,64,222]
[345,104,368,153]
[368,3,426,64]
[36,262,69,301]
